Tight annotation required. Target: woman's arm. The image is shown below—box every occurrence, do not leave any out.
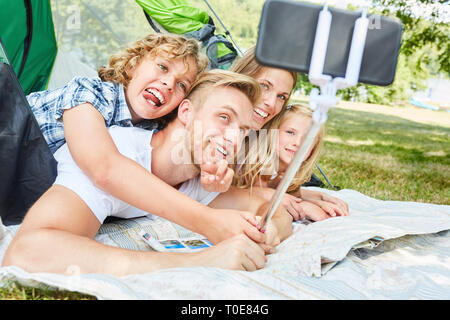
[299,188,349,217]
[209,187,293,245]
[297,201,330,221]
[62,104,264,245]
[249,186,306,221]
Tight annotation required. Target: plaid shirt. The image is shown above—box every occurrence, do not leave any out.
[26,77,159,153]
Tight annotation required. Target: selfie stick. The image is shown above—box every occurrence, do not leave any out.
[259,3,369,231]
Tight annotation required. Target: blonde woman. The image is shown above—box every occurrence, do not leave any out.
[230,46,297,129]
[235,103,349,221]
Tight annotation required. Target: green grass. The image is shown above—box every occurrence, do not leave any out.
[0,280,95,300]
[1,105,449,300]
[315,107,450,205]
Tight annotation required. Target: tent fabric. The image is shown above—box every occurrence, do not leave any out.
[0,61,57,226]
[137,0,238,69]
[0,0,57,95]
[46,50,98,91]
[0,41,8,65]
[184,23,239,69]
[137,0,211,35]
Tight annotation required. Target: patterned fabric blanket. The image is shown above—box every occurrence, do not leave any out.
[1,187,449,299]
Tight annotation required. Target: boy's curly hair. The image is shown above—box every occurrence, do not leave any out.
[98,33,208,87]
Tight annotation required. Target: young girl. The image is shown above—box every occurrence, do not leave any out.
[235,103,349,221]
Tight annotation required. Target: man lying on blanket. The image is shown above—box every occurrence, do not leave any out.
[2,70,292,276]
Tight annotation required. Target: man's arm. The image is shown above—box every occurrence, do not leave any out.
[61,104,264,245]
[209,187,293,243]
[2,185,266,275]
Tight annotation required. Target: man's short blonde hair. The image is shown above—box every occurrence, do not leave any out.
[98,33,209,87]
[187,69,262,110]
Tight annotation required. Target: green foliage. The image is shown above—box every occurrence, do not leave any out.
[299,0,449,104]
[190,0,265,51]
[374,0,449,76]
[50,0,447,104]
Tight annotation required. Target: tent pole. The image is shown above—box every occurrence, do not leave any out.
[202,0,243,56]
[316,164,337,190]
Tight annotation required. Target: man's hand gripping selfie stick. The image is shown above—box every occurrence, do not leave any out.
[259,3,369,231]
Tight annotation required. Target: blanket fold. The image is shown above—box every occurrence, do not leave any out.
[1,188,449,299]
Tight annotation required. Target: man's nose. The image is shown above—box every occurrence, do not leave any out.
[224,129,240,151]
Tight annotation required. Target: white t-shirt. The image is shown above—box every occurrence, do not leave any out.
[53,126,219,224]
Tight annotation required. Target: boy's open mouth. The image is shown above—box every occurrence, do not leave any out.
[143,88,165,107]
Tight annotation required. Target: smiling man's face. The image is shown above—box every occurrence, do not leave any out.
[186,86,253,165]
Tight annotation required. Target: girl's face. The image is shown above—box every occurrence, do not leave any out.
[252,67,294,129]
[125,55,198,123]
[277,114,314,171]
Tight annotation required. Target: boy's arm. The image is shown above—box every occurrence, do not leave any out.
[209,187,293,243]
[62,104,264,245]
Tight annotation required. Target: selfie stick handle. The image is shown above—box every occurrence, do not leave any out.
[259,4,369,231]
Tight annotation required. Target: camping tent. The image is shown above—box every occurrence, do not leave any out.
[0,0,57,95]
[0,39,57,226]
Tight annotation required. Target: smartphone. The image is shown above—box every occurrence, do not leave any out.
[256,0,403,86]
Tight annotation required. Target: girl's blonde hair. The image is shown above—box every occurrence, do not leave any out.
[234,103,325,193]
[98,33,209,87]
[230,46,298,110]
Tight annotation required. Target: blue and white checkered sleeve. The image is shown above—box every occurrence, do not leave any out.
[54,77,118,124]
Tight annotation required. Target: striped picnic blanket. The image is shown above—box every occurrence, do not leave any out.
[1,187,449,299]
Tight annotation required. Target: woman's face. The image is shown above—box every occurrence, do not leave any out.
[252,67,294,129]
[277,114,313,171]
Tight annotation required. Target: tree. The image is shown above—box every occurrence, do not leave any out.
[373,0,449,76]
[296,0,449,105]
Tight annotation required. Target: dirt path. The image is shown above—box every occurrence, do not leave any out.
[335,101,450,128]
